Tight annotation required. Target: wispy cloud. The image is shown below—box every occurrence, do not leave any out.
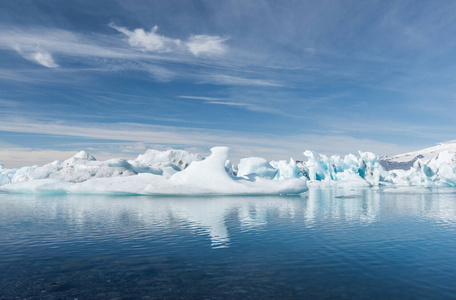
[109,24,182,53]
[15,46,59,68]
[187,35,228,56]
[109,23,229,57]
[206,74,282,87]
[0,116,418,167]
[30,51,59,68]
[178,95,248,107]
[0,98,20,108]
[0,26,278,88]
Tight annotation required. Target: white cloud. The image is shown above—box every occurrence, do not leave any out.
[0,27,285,88]
[178,95,248,106]
[109,24,181,53]
[208,74,282,87]
[178,95,226,101]
[110,23,228,57]
[29,51,59,68]
[187,35,228,56]
[13,43,59,68]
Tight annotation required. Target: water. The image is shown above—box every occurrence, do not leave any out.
[1,187,456,299]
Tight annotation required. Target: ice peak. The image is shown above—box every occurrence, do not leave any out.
[73,151,96,161]
[209,146,230,160]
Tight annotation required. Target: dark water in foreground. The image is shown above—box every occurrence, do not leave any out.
[1,187,456,299]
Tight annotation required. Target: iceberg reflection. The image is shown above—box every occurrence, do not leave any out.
[1,188,456,249]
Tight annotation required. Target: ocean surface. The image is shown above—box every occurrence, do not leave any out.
[1,187,456,299]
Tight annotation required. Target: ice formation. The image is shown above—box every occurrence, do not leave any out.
[387,151,456,187]
[2,143,456,195]
[296,150,387,187]
[129,148,204,177]
[237,157,277,179]
[381,141,456,170]
[0,147,307,195]
[270,158,303,180]
[11,151,136,183]
[132,148,204,170]
[0,164,37,186]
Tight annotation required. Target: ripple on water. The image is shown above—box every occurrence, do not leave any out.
[1,190,456,298]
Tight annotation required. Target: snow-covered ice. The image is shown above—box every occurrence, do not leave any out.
[0,147,307,195]
[381,141,456,170]
[2,142,456,195]
[237,157,277,179]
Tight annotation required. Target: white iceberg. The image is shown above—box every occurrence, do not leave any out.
[388,150,456,187]
[2,142,456,194]
[381,141,456,170]
[12,151,136,183]
[0,164,37,186]
[129,148,204,177]
[0,147,307,195]
[237,157,277,179]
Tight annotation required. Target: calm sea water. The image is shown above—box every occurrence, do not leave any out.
[1,187,456,299]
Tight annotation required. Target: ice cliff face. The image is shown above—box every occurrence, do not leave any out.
[290,150,387,187]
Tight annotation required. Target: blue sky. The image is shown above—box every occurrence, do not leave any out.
[1,0,456,167]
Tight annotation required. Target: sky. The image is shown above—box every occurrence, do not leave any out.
[1,0,456,167]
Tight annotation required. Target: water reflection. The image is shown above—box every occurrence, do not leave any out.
[1,188,456,249]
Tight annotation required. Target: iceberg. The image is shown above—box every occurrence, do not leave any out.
[132,148,204,170]
[0,164,37,186]
[237,157,277,179]
[381,141,456,170]
[295,148,456,187]
[129,148,204,177]
[388,151,456,187]
[294,150,387,187]
[0,147,307,195]
[270,158,303,180]
[2,142,456,195]
[11,151,136,184]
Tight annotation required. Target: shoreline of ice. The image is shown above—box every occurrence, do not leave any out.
[1,145,456,195]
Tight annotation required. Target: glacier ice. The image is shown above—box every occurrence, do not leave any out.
[0,164,37,186]
[297,150,387,187]
[132,148,204,170]
[11,151,136,184]
[129,148,204,177]
[269,158,302,180]
[237,157,277,179]
[2,144,456,195]
[0,147,307,195]
[381,141,456,171]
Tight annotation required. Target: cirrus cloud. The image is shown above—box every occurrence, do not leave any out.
[109,23,181,53]
[110,23,229,57]
[187,35,228,56]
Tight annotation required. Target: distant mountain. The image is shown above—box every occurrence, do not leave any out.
[381,141,456,170]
